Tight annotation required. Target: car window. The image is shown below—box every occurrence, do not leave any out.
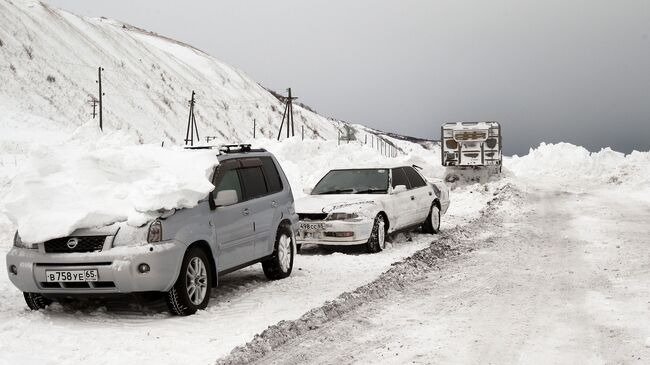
[391,168,411,189]
[214,169,242,202]
[404,167,426,188]
[261,157,283,194]
[239,166,269,200]
[311,169,389,195]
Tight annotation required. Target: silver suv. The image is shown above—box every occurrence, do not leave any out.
[6,144,298,316]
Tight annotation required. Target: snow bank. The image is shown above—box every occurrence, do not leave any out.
[0,124,218,243]
[507,143,650,189]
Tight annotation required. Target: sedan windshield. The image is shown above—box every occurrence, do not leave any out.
[311,169,389,195]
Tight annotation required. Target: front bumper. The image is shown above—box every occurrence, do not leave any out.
[5,241,186,295]
[296,219,373,246]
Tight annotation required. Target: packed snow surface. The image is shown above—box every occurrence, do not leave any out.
[1,123,219,243]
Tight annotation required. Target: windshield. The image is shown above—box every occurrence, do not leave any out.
[311,169,389,195]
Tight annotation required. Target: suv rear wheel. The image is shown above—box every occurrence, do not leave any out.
[166,247,212,316]
[262,225,294,280]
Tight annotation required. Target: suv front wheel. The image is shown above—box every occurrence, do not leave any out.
[166,247,212,316]
[262,225,294,280]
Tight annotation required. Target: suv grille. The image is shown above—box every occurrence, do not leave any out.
[299,213,328,221]
[44,236,107,253]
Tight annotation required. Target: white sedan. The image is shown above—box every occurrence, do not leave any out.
[295,165,450,253]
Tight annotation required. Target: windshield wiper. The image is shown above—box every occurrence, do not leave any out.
[318,189,355,195]
[355,189,387,194]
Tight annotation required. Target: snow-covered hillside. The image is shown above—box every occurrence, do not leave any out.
[0,0,389,153]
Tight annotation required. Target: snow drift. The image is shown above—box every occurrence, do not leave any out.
[508,142,650,188]
[1,123,219,243]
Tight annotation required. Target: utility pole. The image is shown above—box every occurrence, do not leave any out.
[88,97,98,119]
[253,119,256,139]
[184,90,200,146]
[277,87,297,141]
[95,67,104,131]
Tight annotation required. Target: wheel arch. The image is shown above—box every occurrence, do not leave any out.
[377,211,390,232]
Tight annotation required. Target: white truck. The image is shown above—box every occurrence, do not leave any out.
[441,121,502,183]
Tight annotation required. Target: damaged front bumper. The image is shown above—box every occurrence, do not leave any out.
[296,219,373,246]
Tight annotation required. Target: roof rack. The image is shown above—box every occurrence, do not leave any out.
[184,145,219,150]
[219,144,267,154]
[183,144,266,153]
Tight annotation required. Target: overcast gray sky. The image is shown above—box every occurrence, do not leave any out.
[46,0,649,155]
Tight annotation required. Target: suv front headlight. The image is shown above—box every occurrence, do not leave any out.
[147,220,163,243]
[326,212,359,221]
[111,224,151,247]
[13,231,37,249]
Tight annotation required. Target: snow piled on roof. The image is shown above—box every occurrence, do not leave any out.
[0,123,218,243]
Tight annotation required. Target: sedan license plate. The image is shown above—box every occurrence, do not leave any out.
[45,269,99,282]
[300,222,325,231]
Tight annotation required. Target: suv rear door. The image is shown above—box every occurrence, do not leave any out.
[237,157,280,259]
[212,159,256,271]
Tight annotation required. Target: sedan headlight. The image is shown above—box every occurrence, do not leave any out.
[326,212,359,221]
[147,220,163,243]
[13,231,37,249]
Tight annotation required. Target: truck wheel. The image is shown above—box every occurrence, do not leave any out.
[262,225,294,280]
[423,205,441,234]
[366,214,386,253]
[24,292,52,311]
[166,247,212,316]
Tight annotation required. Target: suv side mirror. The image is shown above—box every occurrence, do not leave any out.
[392,185,407,194]
[214,190,238,207]
[302,187,313,195]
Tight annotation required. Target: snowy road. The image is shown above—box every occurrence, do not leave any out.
[239,186,650,364]
[0,186,492,365]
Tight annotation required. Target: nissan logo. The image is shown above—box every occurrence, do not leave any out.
[66,238,79,249]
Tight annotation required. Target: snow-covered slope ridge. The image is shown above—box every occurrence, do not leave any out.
[0,0,359,145]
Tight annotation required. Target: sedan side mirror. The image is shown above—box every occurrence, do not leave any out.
[302,187,313,195]
[392,185,407,194]
[214,190,238,207]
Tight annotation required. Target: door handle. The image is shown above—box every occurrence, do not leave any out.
[271,201,278,208]
[242,208,250,216]
[410,196,415,200]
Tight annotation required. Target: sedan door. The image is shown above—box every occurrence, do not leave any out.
[390,168,417,229]
[403,167,434,222]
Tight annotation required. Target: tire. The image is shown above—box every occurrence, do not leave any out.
[366,214,387,253]
[423,204,441,234]
[296,244,302,254]
[262,225,294,280]
[166,247,212,316]
[23,292,52,311]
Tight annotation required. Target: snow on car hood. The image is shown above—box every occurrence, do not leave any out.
[295,194,381,214]
[0,123,219,244]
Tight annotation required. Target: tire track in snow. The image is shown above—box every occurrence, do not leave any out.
[215,184,523,365]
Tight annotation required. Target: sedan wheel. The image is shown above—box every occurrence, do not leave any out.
[366,214,387,253]
[423,205,441,234]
